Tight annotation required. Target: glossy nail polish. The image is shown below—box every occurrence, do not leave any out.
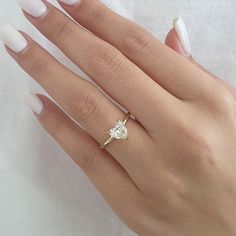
[0,24,28,53]
[173,17,191,56]
[59,0,81,6]
[24,92,44,115]
[18,0,47,18]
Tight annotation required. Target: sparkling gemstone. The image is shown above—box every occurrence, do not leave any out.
[109,120,128,140]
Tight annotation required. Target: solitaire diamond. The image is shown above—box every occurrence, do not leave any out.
[109,120,128,140]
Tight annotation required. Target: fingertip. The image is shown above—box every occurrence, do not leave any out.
[173,17,192,56]
[165,28,187,56]
[24,91,44,115]
[0,25,28,54]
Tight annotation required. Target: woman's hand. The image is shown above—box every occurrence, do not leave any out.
[1,0,236,235]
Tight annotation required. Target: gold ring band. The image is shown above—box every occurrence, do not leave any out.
[100,112,131,149]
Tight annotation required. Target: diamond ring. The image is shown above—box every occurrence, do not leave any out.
[100,112,130,149]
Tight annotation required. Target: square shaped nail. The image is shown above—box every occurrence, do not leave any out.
[0,24,28,53]
[18,0,47,18]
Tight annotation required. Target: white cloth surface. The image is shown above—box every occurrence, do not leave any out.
[0,0,236,235]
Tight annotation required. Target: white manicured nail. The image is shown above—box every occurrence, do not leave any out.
[0,25,28,53]
[173,17,191,56]
[18,0,47,18]
[24,92,44,115]
[59,0,81,6]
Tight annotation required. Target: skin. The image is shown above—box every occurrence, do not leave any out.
[5,0,236,235]
[165,28,236,98]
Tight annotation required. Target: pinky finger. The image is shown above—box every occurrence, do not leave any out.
[23,92,143,225]
[165,17,236,99]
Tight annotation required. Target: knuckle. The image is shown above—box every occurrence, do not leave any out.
[85,3,105,28]
[21,50,48,79]
[123,27,154,53]
[176,120,216,166]
[50,19,72,41]
[91,45,124,75]
[29,59,47,77]
[71,90,102,121]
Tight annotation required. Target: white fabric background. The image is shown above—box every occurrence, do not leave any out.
[0,0,235,235]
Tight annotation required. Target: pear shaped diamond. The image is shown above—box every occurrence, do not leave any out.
[109,120,128,140]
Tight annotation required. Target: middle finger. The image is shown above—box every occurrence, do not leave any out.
[18,0,180,132]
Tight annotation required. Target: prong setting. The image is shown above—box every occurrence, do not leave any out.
[108,120,128,140]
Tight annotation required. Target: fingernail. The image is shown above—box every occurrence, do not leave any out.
[0,24,28,53]
[58,0,81,6]
[173,17,191,56]
[24,92,44,115]
[18,0,47,18]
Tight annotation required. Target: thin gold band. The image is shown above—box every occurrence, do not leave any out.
[100,112,130,149]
